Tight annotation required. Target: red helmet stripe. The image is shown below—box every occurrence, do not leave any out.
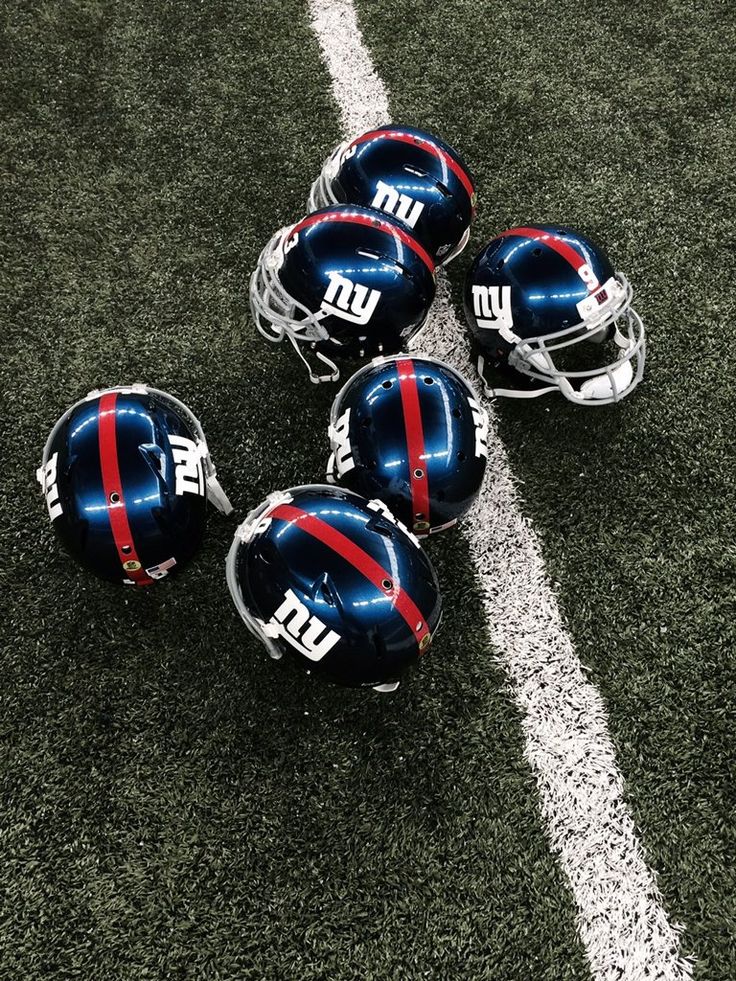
[270,502,432,651]
[500,226,596,289]
[396,359,430,532]
[98,392,153,586]
[289,210,434,272]
[349,128,476,202]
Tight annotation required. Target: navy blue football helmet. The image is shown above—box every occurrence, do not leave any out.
[464,225,646,405]
[250,204,436,383]
[327,356,488,536]
[37,385,232,585]
[309,125,476,265]
[226,485,442,691]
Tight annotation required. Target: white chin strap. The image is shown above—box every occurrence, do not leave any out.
[482,349,636,403]
[287,333,341,384]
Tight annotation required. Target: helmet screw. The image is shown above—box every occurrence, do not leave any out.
[413,468,424,479]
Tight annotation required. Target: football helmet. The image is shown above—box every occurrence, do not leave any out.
[226,485,442,691]
[327,356,488,536]
[37,385,232,585]
[464,225,646,405]
[250,204,436,383]
[309,125,476,265]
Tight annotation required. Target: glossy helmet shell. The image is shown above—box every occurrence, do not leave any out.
[327,356,488,536]
[226,485,442,689]
[309,125,476,265]
[463,225,646,404]
[37,386,231,585]
[250,205,436,374]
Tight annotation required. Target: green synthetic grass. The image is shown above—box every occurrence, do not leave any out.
[356,0,736,977]
[1,2,593,979]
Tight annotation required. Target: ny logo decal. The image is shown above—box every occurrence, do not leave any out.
[39,452,63,521]
[321,273,381,325]
[328,408,355,477]
[371,180,425,228]
[468,397,489,459]
[169,435,205,498]
[472,285,515,341]
[269,588,341,662]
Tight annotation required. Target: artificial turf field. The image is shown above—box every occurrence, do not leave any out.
[2,0,735,978]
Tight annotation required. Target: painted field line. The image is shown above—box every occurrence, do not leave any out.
[307,2,693,979]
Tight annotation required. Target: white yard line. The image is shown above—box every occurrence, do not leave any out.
[307,2,693,978]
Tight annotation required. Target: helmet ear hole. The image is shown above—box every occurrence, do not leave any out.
[259,539,281,566]
[140,443,166,484]
[372,630,389,665]
[319,575,338,606]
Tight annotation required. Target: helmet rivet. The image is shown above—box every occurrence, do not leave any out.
[110,492,120,504]
[121,545,132,555]
[414,468,424,479]
[382,578,393,590]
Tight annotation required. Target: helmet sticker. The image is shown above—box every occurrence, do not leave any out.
[146,556,177,580]
[320,272,382,325]
[471,284,516,342]
[38,451,63,521]
[576,275,623,322]
[578,262,600,291]
[283,229,299,254]
[169,435,206,498]
[328,407,356,476]
[371,179,424,228]
[468,398,489,459]
[266,588,341,662]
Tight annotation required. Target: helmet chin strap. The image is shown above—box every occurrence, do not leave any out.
[287,333,340,384]
[477,354,559,399]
